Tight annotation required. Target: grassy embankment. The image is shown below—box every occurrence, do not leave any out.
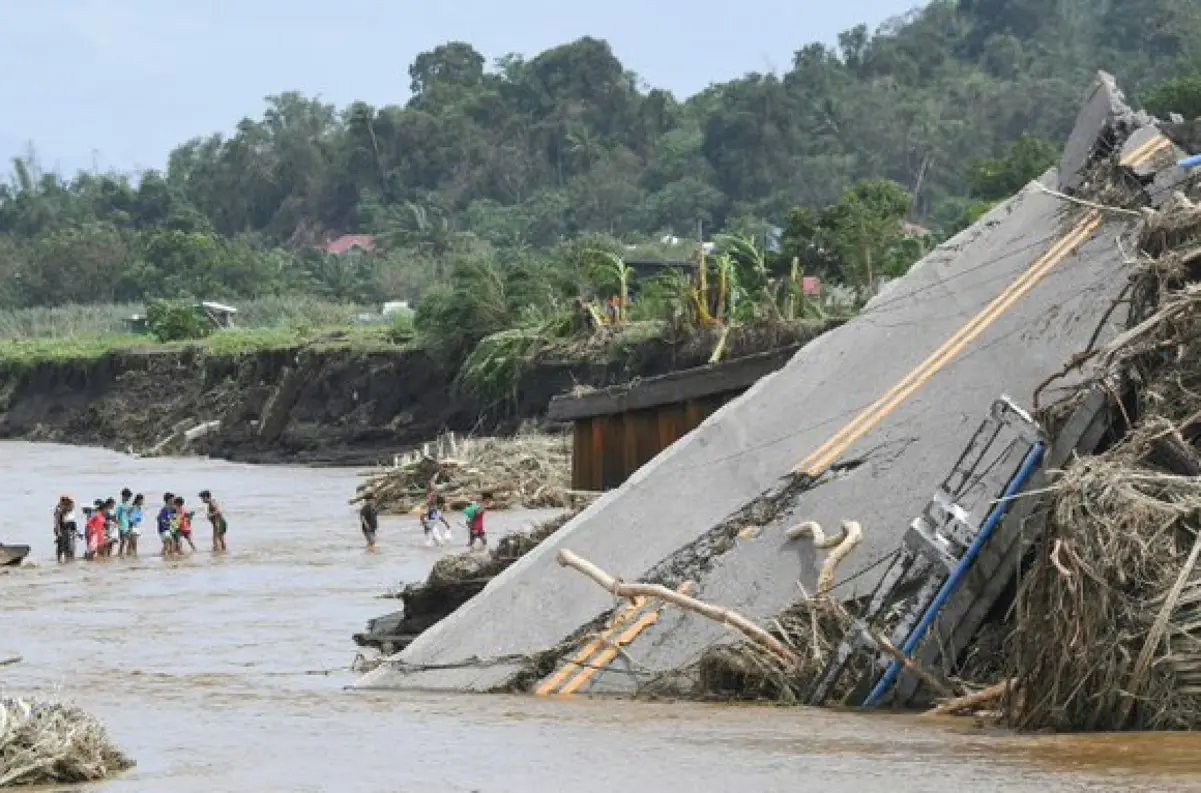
[0,297,411,369]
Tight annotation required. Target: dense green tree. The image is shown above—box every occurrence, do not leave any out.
[2,1,1199,315]
[1143,75,1201,120]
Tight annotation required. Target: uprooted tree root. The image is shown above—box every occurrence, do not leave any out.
[0,698,133,788]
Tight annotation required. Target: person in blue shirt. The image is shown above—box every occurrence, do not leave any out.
[115,488,133,558]
[156,492,177,558]
[124,493,145,558]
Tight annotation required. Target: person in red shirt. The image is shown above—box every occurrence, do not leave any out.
[85,501,106,561]
[172,497,197,553]
[463,491,494,551]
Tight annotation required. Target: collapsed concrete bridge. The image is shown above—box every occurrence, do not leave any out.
[357,72,1196,698]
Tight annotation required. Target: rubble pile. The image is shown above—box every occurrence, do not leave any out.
[1012,189,1201,731]
[0,698,133,788]
[354,431,575,514]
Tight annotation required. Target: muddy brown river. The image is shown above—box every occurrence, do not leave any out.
[2,441,1200,792]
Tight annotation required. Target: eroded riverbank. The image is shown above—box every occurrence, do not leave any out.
[2,441,1199,792]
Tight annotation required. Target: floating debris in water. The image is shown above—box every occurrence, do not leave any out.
[0,697,133,788]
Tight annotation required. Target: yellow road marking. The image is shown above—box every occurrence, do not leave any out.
[793,210,1103,478]
[554,581,694,696]
[534,597,648,696]
[796,139,1162,478]
[1120,133,1172,167]
[557,611,661,695]
[538,582,694,696]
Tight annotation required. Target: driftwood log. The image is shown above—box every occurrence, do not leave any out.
[556,549,799,667]
[927,679,1016,716]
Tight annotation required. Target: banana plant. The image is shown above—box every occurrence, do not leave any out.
[586,250,633,323]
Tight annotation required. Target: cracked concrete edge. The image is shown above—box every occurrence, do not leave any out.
[1059,70,1138,193]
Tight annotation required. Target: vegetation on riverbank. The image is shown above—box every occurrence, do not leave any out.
[0,295,407,370]
[4,3,1199,322]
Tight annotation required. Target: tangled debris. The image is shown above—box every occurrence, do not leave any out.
[354,510,579,656]
[0,698,133,788]
[353,431,576,514]
[1011,190,1201,731]
[640,520,883,704]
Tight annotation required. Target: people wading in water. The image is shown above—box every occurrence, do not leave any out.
[157,493,177,557]
[199,490,228,552]
[53,496,78,562]
[359,493,379,551]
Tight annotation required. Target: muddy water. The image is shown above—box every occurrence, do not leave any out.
[2,441,1199,793]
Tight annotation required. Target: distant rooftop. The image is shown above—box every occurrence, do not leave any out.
[323,234,377,255]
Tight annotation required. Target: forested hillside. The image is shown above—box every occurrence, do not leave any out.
[1,0,1199,311]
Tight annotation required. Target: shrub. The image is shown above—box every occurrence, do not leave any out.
[145,300,211,343]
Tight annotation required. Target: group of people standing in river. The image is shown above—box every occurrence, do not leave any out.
[52,489,228,562]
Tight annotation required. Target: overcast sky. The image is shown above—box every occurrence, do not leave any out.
[1,0,921,175]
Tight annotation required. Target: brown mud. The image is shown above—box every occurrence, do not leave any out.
[0,322,822,467]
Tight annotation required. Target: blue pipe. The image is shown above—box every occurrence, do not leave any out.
[861,440,1047,708]
[1180,154,1201,169]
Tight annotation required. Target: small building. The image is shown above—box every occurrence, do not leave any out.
[198,301,238,329]
[548,348,798,492]
[125,314,150,335]
[623,259,697,285]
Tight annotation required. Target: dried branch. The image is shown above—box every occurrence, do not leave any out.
[556,549,800,667]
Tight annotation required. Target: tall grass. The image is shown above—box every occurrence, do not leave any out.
[0,297,373,340]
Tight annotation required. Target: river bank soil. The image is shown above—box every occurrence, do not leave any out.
[0,321,823,467]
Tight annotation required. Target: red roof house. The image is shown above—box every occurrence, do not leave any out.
[323,234,377,255]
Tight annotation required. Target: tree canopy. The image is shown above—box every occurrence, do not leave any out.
[1,0,1199,311]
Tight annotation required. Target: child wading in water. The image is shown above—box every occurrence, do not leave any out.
[464,492,492,551]
[421,494,451,547]
[359,494,379,550]
[199,490,228,552]
[84,501,106,561]
[127,493,145,556]
[100,498,118,557]
[116,489,134,557]
[172,497,197,553]
[157,492,176,557]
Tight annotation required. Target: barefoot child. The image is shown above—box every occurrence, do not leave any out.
[464,492,492,551]
[199,490,228,552]
[359,494,379,550]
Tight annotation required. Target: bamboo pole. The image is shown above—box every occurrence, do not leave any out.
[556,549,799,667]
